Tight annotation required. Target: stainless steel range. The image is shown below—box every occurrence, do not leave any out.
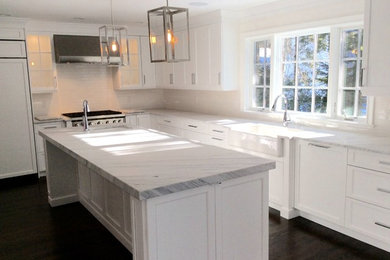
[62,110,125,128]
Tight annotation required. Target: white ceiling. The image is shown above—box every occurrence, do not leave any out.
[0,0,279,25]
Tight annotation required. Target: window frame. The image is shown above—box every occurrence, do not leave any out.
[243,23,373,127]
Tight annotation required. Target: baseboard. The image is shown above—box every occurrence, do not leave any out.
[48,194,78,207]
[299,210,390,253]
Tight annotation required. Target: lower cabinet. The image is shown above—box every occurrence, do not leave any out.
[146,172,269,260]
[79,162,269,260]
[78,163,134,252]
[34,121,64,177]
[295,140,347,226]
[125,113,152,129]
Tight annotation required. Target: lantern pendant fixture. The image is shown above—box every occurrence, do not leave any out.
[99,0,129,66]
[147,0,190,63]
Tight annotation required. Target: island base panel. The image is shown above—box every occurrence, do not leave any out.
[45,142,78,207]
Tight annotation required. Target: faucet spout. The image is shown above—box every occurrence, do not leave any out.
[271,94,291,127]
[82,100,90,131]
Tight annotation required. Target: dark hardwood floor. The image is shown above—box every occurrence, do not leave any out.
[1,175,389,260]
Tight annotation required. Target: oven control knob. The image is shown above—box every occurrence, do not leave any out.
[113,120,116,123]
[97,121,101,125]
[118,119,121,123]
[75,123,79,127]
[106,120,109,124]
[88,122,92,126]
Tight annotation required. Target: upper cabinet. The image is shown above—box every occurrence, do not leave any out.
[26,34,57,93]
[113,36,156,90]
[155,12,239,91]
[361,0,390,96]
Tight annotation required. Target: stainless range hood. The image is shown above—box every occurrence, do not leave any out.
[53,34,120,64]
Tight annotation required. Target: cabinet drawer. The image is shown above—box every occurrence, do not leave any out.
[204,135,227,148]
[347,166,390,209]
[0,41,26,58]
[156,116,181,128]
[181,118,208,133]
[346,198,390,245]
[348,149,390,174]
[0,28,25,40]
[207,124,228,139]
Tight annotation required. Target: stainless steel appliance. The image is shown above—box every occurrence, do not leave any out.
[62,110,125,128]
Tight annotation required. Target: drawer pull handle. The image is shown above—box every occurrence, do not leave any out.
[374,222,390,230]
[44,126,57,129]
[308,143,330,149]
[163,120,171,123]
[379,161,390,166]
[188,125,197,128]
[212,130,224,133]
[377,188,390,194]
[212,137,223,141]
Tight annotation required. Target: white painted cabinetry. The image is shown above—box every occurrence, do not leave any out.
[146,173,269,260]
[140,37,156,88]
[125,113,152,129]
[295,140,347,226]
[34,121,64,176]
[114,36,156,90]
[0,35,37,179]
[345,149,390,251]
[155,12,238,91]
[361,0,390,96]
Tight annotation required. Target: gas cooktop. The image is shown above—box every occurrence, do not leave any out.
[62,110,122,118]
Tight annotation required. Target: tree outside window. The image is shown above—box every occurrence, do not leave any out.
[281,32,330,113]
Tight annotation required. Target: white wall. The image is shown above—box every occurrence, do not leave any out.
[163,0,390,135]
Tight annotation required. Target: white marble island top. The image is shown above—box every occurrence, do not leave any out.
[40,127,275,200]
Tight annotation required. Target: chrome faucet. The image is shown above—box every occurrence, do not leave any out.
[271,94,291,127]
[82,100,90,131]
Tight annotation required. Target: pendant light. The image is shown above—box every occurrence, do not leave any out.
[99,0,129,66]
[147,0,190,63]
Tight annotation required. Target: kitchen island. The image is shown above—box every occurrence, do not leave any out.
[40,127,275,260]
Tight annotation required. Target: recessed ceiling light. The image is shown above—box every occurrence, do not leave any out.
[189,2,208,7]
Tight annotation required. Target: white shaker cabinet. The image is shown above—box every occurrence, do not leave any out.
[0,58,37,179]
[140,36,156,88]
[361,0,390,96]
[34,121,64,177]
[295,140,347,226]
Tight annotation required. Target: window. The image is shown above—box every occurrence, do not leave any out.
[339,28,367,118]
[251,40,271,109]
[245,24,370,124]
[281,33,330,113]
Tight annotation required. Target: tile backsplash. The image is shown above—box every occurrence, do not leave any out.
[31,64,164,116]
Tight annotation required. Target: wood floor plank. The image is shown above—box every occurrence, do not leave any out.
[1,176,389,259]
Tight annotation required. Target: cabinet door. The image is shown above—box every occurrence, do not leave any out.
[295,141,347,225]
[156,62,174,88]
[209,23,222,88]
[194,26,210,89]
[0,59,36,178]
[140,37,156,88]
[215,173,268,260]
[362,0,390,96]
[185,29,197,88]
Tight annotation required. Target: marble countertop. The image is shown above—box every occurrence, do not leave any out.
[39,127,275,200]
[147,109,390,155]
